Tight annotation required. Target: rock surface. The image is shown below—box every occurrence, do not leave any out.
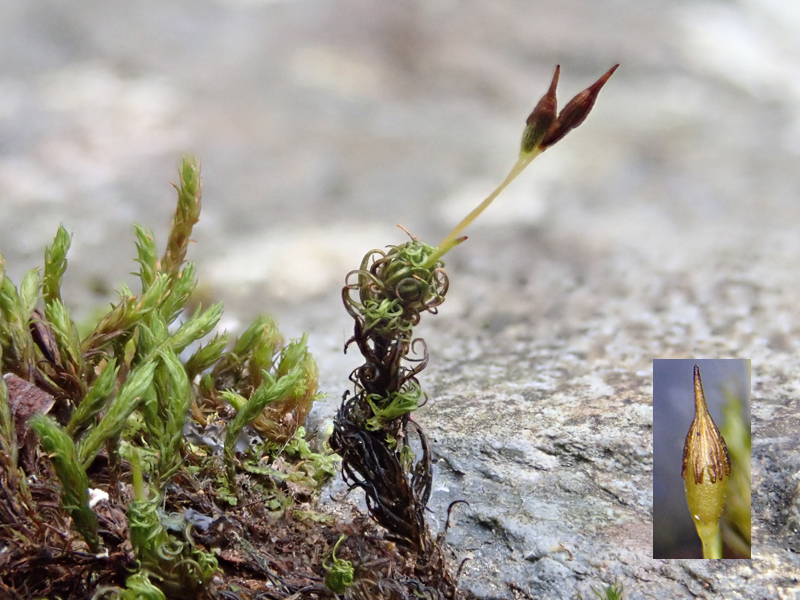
[2,0,800,598]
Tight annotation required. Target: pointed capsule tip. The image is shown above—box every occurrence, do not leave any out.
[693,365,707,412]
[587,63,620,94]
[549,65,561,91]
[526,67,560,127]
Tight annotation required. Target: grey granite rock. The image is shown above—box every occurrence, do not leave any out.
[2,0,800,598]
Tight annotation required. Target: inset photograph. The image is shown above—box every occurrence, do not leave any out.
[653,359,751,559]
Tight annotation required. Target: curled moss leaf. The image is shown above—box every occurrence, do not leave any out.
[127,448,218,599]
[345,238,448,342]
[365,381,422,431]
[324,534,354,593]
[120,571,168,600]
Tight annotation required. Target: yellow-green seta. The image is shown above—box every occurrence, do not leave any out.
[421,64,619,270]
[681,365,732,559]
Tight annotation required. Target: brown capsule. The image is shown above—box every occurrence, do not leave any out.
[520,65,560,154]
[681,364,732,485]
[540,63,619,149]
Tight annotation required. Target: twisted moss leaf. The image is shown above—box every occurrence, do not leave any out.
[29,414,100,552]
[379,239,439,298]
[120,572,168,600]
[365,382,422,431]
[362,298,407,336]
[128,448,218,599]
[324,534,354,593]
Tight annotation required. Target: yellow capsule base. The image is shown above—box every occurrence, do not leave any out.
[685,473,728,559]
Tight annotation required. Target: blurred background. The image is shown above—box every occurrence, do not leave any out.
[1,1,799,588]
[652,358,750,558]
[2,0,799,396]
[2,0,799,328]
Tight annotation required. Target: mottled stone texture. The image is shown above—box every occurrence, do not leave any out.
[1,0,799,598]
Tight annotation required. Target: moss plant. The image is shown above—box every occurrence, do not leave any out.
[127,448,218,599]
[332,65,617,595]
[28,413,101,552]
[0,157,327,598]
[323,534,355,593]
[1,65,618,597]
[574,579,625,600]
[681,365,732,559]
[221,368,303,495]
[591,581,625,600]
